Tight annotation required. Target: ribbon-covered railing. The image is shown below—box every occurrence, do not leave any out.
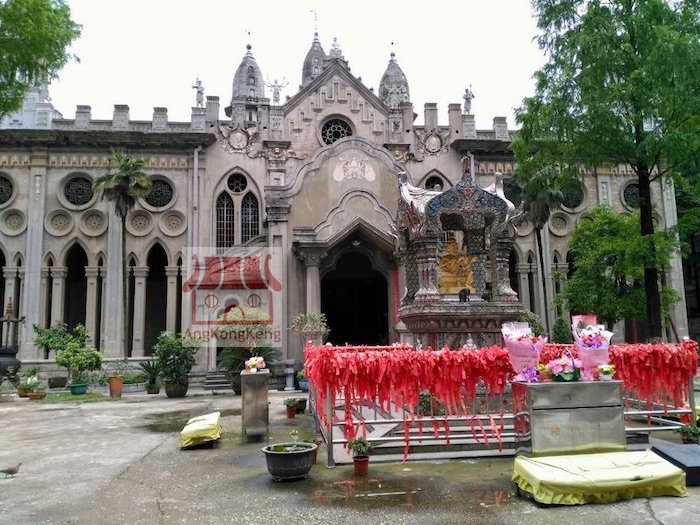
[305,340,698,460]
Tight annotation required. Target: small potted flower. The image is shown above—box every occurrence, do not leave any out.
[285,398,298,418]
[535,363,551,382]
[673,424,700,444]
[297,369,309,392]
[544,352,582,382]
[26,378,47,400]
[597,364,616,381]
[347,436,374,476]
[245,356,266,373]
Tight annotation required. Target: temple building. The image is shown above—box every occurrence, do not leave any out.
[0,34,691,375]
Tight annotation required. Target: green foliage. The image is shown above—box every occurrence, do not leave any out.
[3,366,20,387]
[105,358,130,377]
[138,359,160,386]
[122,374,146,385]
[518,309,547,337]
[515,0,700,338]
[22,366,39,378]
[93,151,152,219]
[54,340,102,385]
[284,398,298,409]
[41,392,120,404]
[418,390,446,416]
[551,315,574,344]
[347,436,373,457]
[153,331,200,385]
[0,0,81,117]
[217,346,280,375]
[296,369,306,382]
[33,322,89,355]
[673,424,700,441]
[289,312,330,344]
[562,205,679,327]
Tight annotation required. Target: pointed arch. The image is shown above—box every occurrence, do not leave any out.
[552,251,562,264]
[141,239,171,266]
[127,253,139,267]
[241,192,260,243]
[216,192,235,252]
[64,243,88,330]
[59,238,93,266]
[12,252,24,267]
[144,243,168,354]
[95,251,106,267]
[419,169,452,191]
[43,252,56,267]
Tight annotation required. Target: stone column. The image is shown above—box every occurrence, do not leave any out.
[50,267,68,325]
[84,267,100,345]
[494,238,518,302]
[130,266,149,357]
[165,266,179,333]
[21,156,48,360]
[99,267,108,351]
[2,268,17,314]
[103,214,124,357]
[39,268,50,329]
[516,263,531,309]
[299,250,326,314]
[413,236,441,304]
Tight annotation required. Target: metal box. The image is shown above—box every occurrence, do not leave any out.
[513,381,626,457]
[241,369,269,440]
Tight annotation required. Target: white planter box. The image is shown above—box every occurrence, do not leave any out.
[122,383,146,393]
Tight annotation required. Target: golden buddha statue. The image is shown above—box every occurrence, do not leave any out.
[438,238,477,294]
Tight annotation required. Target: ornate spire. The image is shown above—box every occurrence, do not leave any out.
[379,52,410,109]
[301,32,327,88]
[231,44,266,101]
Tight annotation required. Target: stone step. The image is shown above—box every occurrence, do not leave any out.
[203,371,231,391]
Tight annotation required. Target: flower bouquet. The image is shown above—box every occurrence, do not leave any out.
[571,315,613,375]
[513,366,540,383]
[502,322,547,375]
[544,351,582,382]
[245,356,266,373]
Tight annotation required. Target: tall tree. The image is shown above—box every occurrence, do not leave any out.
[517,166,563,335]
[514,0,700,339]
[563,205,679,329]
[0,0,81,117]
[93,151,152,357]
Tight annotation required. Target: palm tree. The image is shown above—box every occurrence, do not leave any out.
[519,167,563,336]
[93,151,152,357]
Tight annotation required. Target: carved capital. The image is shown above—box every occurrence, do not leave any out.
[297,249,327,267]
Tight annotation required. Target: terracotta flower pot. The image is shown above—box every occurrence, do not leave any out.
[353,456,369,476]
[27,392,46,400]
[286,408,296,418]
[108,375,123,397]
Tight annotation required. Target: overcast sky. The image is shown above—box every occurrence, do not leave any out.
[49,0,545,129]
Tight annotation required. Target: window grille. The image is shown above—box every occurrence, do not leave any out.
[0,176,12,204]
[65,177,93,206]
[321,119,352,145]
[241,193,259,243]
[145,179,174,207]
[227,174,248,193]
[561,181,584,209]
[216,193,235,252]
[623,182,640,209]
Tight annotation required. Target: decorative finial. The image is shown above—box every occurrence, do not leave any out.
[311,9,318,33]
[246,43,252,51]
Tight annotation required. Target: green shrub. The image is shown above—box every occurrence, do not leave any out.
[518,309,547,337]
[153,332,200,385]
[551,315,573,343]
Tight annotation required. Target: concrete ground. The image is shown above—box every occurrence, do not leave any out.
[1,388,700,525]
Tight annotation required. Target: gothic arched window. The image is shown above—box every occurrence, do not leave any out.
[241,193,259,243]
[216,193,235,252]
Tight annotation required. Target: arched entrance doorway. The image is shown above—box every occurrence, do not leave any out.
[321,250,389,346]
[64,245,87,331]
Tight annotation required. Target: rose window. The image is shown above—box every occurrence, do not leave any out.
[227,174,247,193]
[145,179,174,207]
[131,214,150,231]
[321,119,352,145]
[85,214,104,231]
[64,177,94,206]
[561,182,584,209]
[165,215,183,231]
[0,176,13,204]
[51,214,71,231]
[623,183,640,209]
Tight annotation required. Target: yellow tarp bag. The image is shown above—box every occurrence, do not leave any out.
[513,450,687,505]
[179,411,222,449]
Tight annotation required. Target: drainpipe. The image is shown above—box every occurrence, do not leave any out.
[193,145,202,249]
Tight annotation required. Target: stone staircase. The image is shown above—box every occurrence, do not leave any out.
[204,371,231,391]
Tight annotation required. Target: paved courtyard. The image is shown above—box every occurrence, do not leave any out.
[1,389,700,525]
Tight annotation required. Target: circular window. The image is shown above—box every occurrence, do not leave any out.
[0,176,13,205]
[64,177,94,206]
[321,119,352,145]
[227,174,248,193]
[561,181,584,210]
[145,179,174,208]
[623,182,640,209]
[425,176,444,191]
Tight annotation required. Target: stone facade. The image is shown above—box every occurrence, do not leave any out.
[0,35,690,373]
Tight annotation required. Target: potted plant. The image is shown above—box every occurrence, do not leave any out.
[285,398,298,418]
[297,369,309,392]
[289,312,329,346]
[543,352,582,382]
[27,379,47,400]
[106,358,129,397]
[673,424,700,444]
[261,430,318,481]
[138,359,161,394]
[153,331,200,398]
[347,436,373,476]
[54,340,103,395]
[597,364,616,381]
[16,367,39,398]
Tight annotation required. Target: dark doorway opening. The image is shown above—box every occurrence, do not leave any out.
[144,244,168,355]
[321,251,388,345]
[64,245,88,331]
